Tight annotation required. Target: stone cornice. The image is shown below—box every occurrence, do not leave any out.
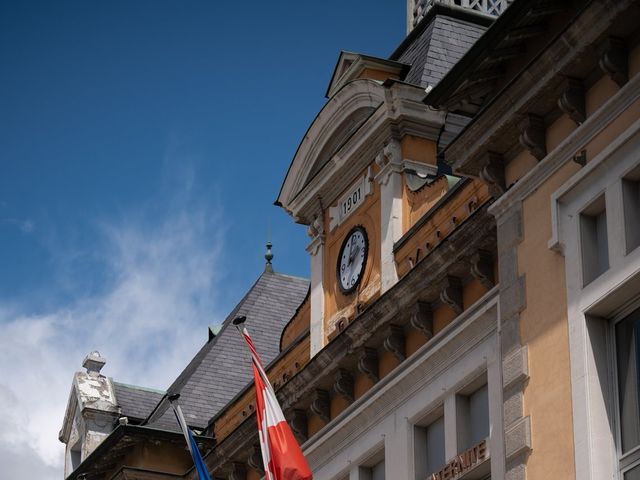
[488,70,640,221]
[280,81,445,225]
[444,0,635,178]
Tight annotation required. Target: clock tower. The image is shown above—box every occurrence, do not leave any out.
[277,56,445,355]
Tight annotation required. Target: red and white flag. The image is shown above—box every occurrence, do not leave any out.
[238,325,313,480]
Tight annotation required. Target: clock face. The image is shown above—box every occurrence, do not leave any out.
[337,226,368,294]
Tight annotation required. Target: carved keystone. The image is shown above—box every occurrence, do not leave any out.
[440,276,463,314]
[471,250,495,289]
[518,114,547,161]
[310,389,330,423]
[557,77,585,125]
[478,152,505,197]
[247,444,264,474]
[357,347,379,383]
[383,324,405,361]
[333,369,354,403]
[410,302,433,339]
[599,37,628,87]
[229,462,247,480]
[287,409,308,442]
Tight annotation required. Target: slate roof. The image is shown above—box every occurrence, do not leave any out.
[112,382,165,423]
[391,8,490,89]
[148,270,309,431]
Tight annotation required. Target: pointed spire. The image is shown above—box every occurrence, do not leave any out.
[265,241,274,272]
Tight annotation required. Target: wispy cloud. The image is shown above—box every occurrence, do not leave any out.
[1,217,35,233]
[0,198,225,478]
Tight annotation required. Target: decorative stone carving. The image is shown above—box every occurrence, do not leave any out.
[383,325,405,361]
[599,37,628,87]
[357,347,379,383]
[287,409,308,443]
[333,368,354,403]
[410,301,433,339]
[229,462,247,480]
[440,276,463,314]
[557,77,585,125]
[470,250,495,289]
[478,152,505,197]
[518,114,547,161]
[247,444,264,474]
[375,139,402,186]
[310,389,331,423]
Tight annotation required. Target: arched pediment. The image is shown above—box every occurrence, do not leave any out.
[277,79,386,218]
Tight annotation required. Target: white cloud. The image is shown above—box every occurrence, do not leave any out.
[0,203,225,478]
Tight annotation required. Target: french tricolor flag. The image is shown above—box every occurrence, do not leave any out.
[235,316,313,480]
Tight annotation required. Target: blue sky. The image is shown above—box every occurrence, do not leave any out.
[0,1,404,477]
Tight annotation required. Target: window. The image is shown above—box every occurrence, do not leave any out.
[414,411,445,479]
[622,166,640,254]
[615,307,640,477]
[580,195,609,286]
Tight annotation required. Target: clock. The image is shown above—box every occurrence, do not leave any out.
[337,226,368,294]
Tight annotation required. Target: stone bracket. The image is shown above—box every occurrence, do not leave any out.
[478,151,505,197]
[518,114,547,161]
[310,389,331,423]
[229,462,247,480]
[357,347,379,383]
[470,250,495,289]
[287,409,308,443]
[410,301,433,339]
[440,276,463,314]
[383,324,406,361]
[599,37,628,87]
[557,77,585,125]
[333,368,355,403]
[247,444,264,474]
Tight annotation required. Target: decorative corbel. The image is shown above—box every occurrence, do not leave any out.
[518,114,547,161]
[310,389,331,423]
[470,250,495,289]
[306,211,325,256]
[383,325,405,361]
[375,139,402,186]
[229,462,247,480]
[599,37,628,88]
[333,368,354,403]
[357,347,379,383]
[478,152,505,197]
[287,409,308,443]
[557,77,585,125]
[410,301,433,339]
[247,444,264,474]
[440,276,463,314]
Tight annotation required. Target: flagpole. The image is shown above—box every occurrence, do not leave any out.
[233,315,313,480]
[168,394,212,480]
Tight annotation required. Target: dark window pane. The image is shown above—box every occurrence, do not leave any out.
[616,311,640,453]
[625,463,640,480]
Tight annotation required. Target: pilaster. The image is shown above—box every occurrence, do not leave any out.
[375,139,403,293]
[307,215,326,357]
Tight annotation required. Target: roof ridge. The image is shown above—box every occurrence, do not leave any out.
[113,381,165,395]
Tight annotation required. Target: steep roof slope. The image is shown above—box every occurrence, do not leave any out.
[391,8,490,88]
[150,270,309,430]
[112,382,165,423]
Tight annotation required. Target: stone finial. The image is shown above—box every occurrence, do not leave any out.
[82,351,106,376]
[264,241,274,273]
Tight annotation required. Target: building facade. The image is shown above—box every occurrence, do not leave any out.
[60,0,640,479]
